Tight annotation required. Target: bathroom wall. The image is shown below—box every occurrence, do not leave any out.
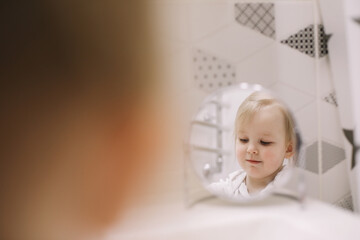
[189,87,253,184]
[146,0,353,209]
[344,0,360,212]
[317,0,360,211]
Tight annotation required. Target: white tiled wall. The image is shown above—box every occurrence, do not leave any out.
[344,0,360,211]
[147,0,352,207]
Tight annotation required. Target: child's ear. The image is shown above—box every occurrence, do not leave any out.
[285,142,294,158]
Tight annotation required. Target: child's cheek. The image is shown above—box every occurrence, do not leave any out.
[262,148,276,163]
[236,144,247,162]
[262,147,284,169]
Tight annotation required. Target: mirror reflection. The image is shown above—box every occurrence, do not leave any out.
[189,84,299,201]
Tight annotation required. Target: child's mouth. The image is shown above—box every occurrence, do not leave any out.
[246,160,262,164]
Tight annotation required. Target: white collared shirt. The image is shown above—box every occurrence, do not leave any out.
[208,164,290,199]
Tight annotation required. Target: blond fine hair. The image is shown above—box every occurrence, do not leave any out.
[235,91,296,145]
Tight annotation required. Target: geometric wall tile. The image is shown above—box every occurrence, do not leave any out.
[304,141,346,174]
[275,2,314,41]
[323,91,338,107]
[318,24,332,57]
[280,24,331,58]
[333,193,353,211]
[280,25,315,57]
[235,3,275,39]
[342,129,359,169]
[193,49,236,93]
[353,17,360,25]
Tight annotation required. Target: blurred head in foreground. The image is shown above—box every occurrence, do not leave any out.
[0,1,165,239]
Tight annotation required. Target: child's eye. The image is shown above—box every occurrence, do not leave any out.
[239,138,248,143]
[260,140,272,146]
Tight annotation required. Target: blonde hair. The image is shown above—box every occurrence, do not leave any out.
[235,91,296,145]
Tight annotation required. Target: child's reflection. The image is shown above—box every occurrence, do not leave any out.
[210,91,296,198]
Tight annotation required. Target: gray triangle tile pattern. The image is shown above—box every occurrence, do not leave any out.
[280,24,331,58]
[280,25,315,57]
[343,129,359,169]
[323,91,338,107]
[318,25,332,57]
[334,194,353,211]
[193,49,237,92]
[304,141,346,174]
[234,3,275,39]
[353,17,360,25]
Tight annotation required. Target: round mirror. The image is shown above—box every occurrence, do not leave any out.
[188,83,302,202]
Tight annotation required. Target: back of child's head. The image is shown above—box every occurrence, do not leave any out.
[235,91,295,145]
[0,1,162,239]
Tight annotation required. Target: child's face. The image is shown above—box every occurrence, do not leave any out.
[235,105,292,180]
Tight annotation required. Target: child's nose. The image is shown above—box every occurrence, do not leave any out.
[247,144,258,154]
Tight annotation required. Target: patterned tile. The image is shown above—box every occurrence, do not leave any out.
[334,194,353,211]
[318,25,332,57]
[235,3,275,39]
[304,141,346,174]
[281,25,315,57]
[275,2,314,41]
[323,91,338,107]
[280,24,331,58]
[343,129,359,169]
[193,49,237,93]
[353,17,360,25]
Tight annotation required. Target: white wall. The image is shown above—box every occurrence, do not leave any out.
[140,0,352,208]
